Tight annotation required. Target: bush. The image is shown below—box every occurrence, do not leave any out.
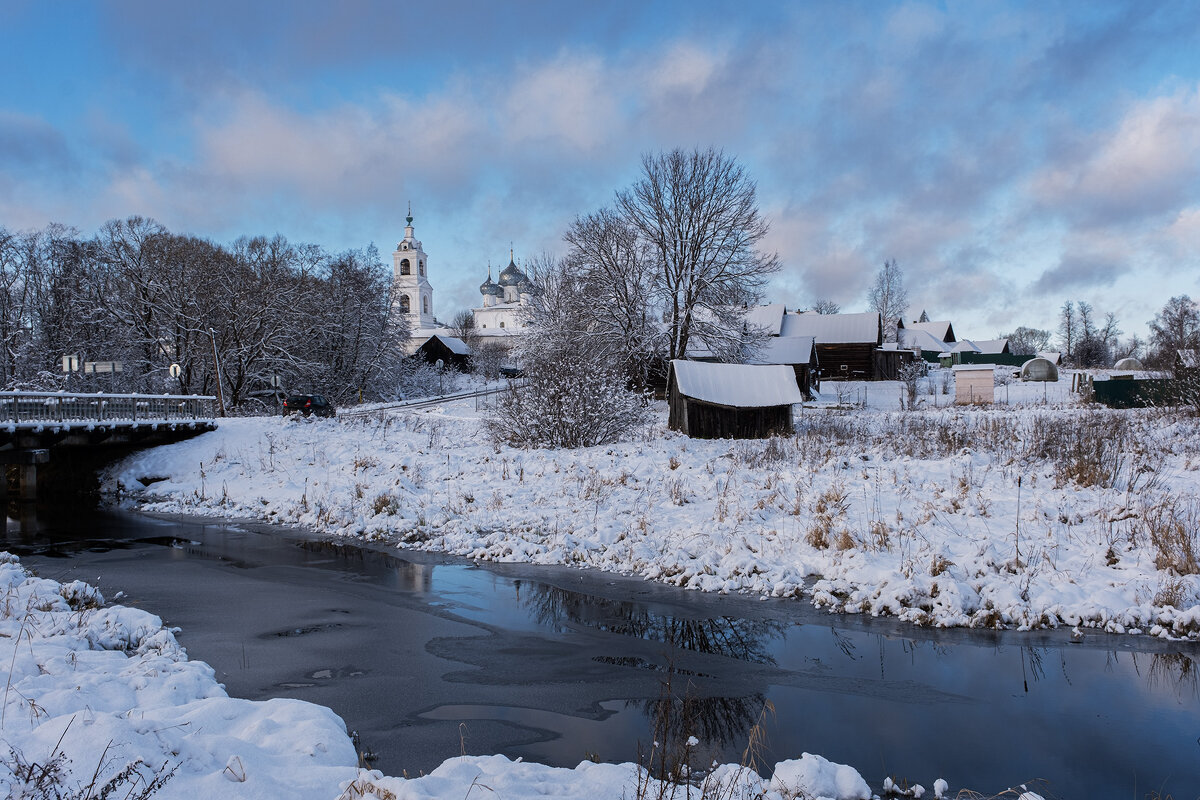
[486,358,650,449]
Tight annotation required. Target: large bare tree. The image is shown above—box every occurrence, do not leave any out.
[616,148,779,361]
[866,258,908,342]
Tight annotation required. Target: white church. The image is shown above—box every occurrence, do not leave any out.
[391,208,537,350]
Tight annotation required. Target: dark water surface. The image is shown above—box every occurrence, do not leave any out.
[7,508,1199,798]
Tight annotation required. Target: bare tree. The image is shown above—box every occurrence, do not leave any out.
[1058,301,1077,362]
[615,148,779,362]
[563,207,665,385]
[1148,295,1200,367]
[1002,326,1052,356]
[866,258,908,342]
[810,299,841,315]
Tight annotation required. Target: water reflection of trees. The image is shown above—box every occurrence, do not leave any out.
[513,580,784,665]
[514,581,783,756]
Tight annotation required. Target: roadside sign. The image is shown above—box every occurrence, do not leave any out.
[61,354,80,373]
[169,363,182,378]
[84,361,123,374]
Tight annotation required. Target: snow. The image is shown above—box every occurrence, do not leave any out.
[780,312,881,343]
[672,360,804,407]
[6,375,1199,797]
[752,335,816,366]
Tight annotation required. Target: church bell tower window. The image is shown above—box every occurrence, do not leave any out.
[400,258,411,275]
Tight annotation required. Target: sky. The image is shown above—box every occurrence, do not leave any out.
[2,0,1199,341]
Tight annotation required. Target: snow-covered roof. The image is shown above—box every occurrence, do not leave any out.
[671,360,803,407]
[750,336,815,365]
[1179,349,1199,368]
[950,339,981,353]
[952,364,994,372]
[971,338,1009,355]
[430,335,472,356]
[898,329,948,353]
[1037,351,1062,365]
[743,303,786,336]
[779,312,881,344]
[900,320,955,343]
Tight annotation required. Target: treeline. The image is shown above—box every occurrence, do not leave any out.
[0,217,412,408]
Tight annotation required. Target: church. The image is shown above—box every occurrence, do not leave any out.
[390,208,537,351]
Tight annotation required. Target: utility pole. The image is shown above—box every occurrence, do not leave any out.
[210,328,227,417]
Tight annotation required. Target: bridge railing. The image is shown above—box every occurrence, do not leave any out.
[0,392,218,425]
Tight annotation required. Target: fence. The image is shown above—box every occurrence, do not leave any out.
[0,392,218,425]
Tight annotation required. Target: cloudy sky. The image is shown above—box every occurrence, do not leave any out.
[3,0,1198,339]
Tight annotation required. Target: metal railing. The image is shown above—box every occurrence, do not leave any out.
[0,392,218,425]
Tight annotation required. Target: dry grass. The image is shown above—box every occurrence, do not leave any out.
[1140,496,1200,576]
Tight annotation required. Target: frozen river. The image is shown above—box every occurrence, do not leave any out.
[8,508,1199,797]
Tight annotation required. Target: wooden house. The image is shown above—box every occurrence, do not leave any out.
[780,312,883,380]
[668,360,803,439]
[414,335,473,372]
[749,335,819,398]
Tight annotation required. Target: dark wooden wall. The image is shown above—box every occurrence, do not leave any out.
[815,343,876,380]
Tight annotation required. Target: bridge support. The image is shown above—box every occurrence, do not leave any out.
[0,449,50,503]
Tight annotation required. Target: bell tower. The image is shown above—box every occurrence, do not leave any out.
[392,203,435,330]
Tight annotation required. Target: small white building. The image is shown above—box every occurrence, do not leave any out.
[953,365,994,404]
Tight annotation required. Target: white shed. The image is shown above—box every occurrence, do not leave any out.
[953,365,994,404]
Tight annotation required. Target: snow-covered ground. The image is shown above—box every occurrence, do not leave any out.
[104,375,1200,639]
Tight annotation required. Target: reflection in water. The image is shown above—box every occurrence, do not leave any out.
[514,581,782,756]
[1146,652,1198,701]
[513,580,784,664]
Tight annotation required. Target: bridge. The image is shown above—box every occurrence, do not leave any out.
[0,391,218,501]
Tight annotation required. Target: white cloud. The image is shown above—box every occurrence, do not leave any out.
[1032,84,1200,226]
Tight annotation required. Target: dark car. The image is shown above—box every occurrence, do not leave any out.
[283,394,336,418]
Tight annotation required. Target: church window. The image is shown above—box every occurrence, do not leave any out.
[499,321,505,328]
[400,258,411,275]
[399,294,410,312]
[419,260,425,276]
[423,295,430,314]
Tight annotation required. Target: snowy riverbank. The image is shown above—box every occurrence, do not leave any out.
[0,555,905,799]
[104,390,1200,640]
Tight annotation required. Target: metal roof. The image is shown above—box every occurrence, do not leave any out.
[743,303,786,336]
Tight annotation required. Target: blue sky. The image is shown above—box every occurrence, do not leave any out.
[3,0,1198,340]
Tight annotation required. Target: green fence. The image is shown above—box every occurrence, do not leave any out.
[1092,378,1182,408]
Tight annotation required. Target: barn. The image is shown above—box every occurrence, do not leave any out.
[414,334,473,371]
[668,360,803,439]
[780,312,883,380]
[749,335,819,398]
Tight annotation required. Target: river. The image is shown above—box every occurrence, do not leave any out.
[6,507,1199,797]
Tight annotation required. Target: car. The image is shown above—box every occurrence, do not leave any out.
[283,394,336,418]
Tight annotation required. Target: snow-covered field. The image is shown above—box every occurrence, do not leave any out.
[4,374,1196,799]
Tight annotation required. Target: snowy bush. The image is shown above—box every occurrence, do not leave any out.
[486,358,650,449]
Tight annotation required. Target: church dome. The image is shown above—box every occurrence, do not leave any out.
[516,278,539,296]
[480,276,503,297]
[498,258,527,287]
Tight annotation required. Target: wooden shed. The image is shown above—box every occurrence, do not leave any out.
[668,360,803,439]
[780,312,883,380]
[873,345,917,381]
[414,334,473,372]
[953,364,994,404]
[749,335,820,398]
